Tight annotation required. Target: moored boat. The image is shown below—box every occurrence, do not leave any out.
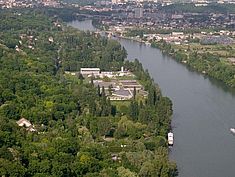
[230,128,235,134]
[168,132,174,146]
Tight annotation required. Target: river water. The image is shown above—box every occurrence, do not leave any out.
[68,20,235,177]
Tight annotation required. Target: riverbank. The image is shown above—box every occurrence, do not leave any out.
[115,34,235,89]
[150,41,235,88]
[115,30,235,89]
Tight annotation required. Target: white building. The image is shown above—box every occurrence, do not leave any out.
[16,118,36,132]
[16,118,32,127]
[171,32,184,36]
[80,68,100,77]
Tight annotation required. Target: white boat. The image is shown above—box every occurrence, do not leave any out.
[168,132,174,146]
[230,128,235,134]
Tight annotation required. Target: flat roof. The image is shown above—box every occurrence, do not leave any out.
[119,80,137,83]
[228,58,235,62]
[113,89,131,97]
[122,82,141,86]
[81,68,100,71]
[93,81,116,88]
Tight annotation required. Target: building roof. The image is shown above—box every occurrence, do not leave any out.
[16,118,37,132]
[120,80,142,89]
[16,118,32,127]
[94,80,116,88]
[119,80,137,83]
[80,68,100,71]
[113,89,132,97]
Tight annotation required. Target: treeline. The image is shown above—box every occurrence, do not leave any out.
[152,41,235,88]
[0,9,177,177]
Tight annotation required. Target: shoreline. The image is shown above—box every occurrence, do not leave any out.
[106,32,235,89]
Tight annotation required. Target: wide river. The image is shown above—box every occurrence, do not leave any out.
[68,20,235,177]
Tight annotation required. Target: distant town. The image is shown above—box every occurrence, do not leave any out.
[1,0,235,31]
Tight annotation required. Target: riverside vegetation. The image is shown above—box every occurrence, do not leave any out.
[151,40,235,88]
[0,9,177,177]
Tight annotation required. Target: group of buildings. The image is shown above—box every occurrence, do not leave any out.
[93,79,144,100]
[111,0,235,5]
[79,67,148,100]
[96,8,235,30]
[77,1,235,35]
[80,66,131,78]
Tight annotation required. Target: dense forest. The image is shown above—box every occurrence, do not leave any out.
[0,9,177,177]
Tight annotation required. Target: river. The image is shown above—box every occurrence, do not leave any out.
[67,20,235,177]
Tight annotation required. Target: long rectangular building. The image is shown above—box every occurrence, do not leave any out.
[80,68,100,76]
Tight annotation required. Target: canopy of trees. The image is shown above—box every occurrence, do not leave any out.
[0,9,177,177]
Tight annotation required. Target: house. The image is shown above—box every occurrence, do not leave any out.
[16,118,36,132]
[16,118,32,127]
[48,37,54,43]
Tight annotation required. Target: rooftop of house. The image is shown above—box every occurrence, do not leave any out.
[16,118,32,127]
